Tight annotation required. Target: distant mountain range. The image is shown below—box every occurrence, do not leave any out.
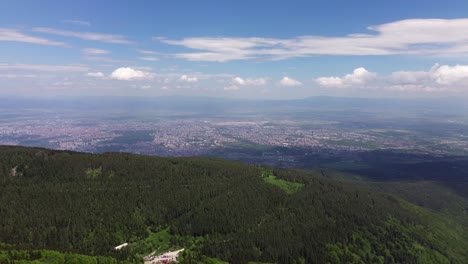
[1,95,467,115]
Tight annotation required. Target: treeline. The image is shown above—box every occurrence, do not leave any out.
[0,146,466,263]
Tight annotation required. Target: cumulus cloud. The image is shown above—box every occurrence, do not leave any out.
[157,18,468,62]
[110,67,151,80]
[388,64,468,88]
[233,76,267,86]
[0,28,66,46]
[279,76,302,86]
[316,77,343,88]
[389,71,429,84]
[430,64,468,84]
[81,48,110,55]
[180,75,198,82]
[317,67,377,88]
[86,72,104,77]
[233,77,246,85]
[316,64,468,92]
[33,27,131,44]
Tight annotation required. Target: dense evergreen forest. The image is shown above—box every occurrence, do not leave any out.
[0,146,467,263]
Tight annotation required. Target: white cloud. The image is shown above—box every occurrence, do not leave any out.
[317,64,468,93]
[62,20,91,27]
[233,77,267,86]
[158,37,272,61]
[157,18,468,61]
[137,49,160,55]
[139,57,159,61]
[83,56,132,63]
[86,72,104,77]
[316,77,343,88]
[249,78,267,86]
[0,74,42,79]
[130,84,152,90]
[430,64,468,84]
[317,67,377,88]
[344,68,377,85]
[33,27,131,44]
[0,28,66,46]
[174,52,251,62]
[388,64,468,88]
[110,67,151,80]
[389,71,429,84]
[81,48,111,55]
[180,75,198,82]
[383,84,451,92]
[224,85,240,91]
[279,76,302,86]
[233,77,246,85]
[0,63,88,72]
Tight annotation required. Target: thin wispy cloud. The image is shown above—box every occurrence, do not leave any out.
[233,77,267,86]
[33,27,132,44]
[0,63,88,72]
[136,50,165,61]
[137,49,160,55]
[157,18,468,62]
[224,85,240,91]
[139,57,159,61]
[83,56,133,63]
[86,72,104,77]
[0,28,66,46]
[62,20,91,27]
[81,48,111,55]
[0,74,43,79]
[180,75,198,82]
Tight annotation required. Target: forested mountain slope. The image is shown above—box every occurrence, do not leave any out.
[0,146,467,263]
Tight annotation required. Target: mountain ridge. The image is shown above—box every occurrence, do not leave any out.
[0,145,467,263]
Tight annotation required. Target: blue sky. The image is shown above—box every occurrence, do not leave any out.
[2,0,468,99]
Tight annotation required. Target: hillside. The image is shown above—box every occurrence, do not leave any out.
[0,146,467,263]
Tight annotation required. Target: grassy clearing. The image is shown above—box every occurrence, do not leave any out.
[135,227,177,256]
[263,175,304,194]
[261,168,304,194]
